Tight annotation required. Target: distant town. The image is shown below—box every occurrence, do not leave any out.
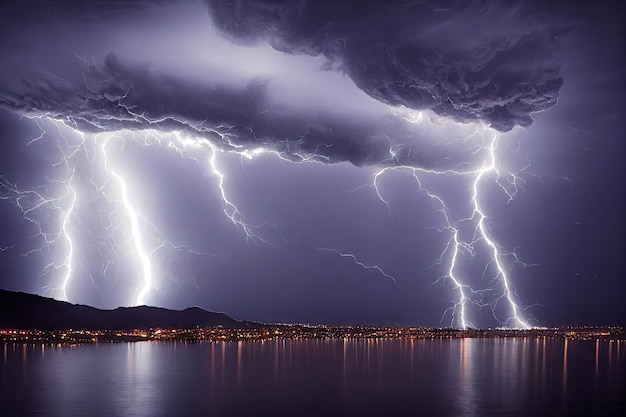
[3,290,624,345]
[1,325,624,345]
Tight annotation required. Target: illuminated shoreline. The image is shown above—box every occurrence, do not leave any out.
[2,325,623,345]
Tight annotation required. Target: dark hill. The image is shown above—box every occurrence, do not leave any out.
[0,289,242,330]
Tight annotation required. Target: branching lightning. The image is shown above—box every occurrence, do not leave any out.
[58,177,77,301]
[206,142,273,244]
[315,247,403,292]
[0,123,80,302]
[1,106,534,328]
[101,136,152,306]
[0,117,278,307]
[471,135,530,329]
[368,111,532,329]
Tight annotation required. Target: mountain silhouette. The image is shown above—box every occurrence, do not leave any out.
[0,289,242,330]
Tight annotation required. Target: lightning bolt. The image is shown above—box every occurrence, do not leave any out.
[1,108,534,329]
[315,247,403,292]
[58,175,77,302]
[472,134,530,329]
[100,136,152,306]
[0,120,80,301]
[368,110,532,329]
[0,116,280,306]
[206,142,273,244]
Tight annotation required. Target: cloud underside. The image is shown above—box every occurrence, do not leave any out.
[0,0,564,168]
[209,0,563,132]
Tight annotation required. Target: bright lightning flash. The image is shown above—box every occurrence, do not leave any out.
[0,117,279,307]
[1,111,533,329]
[369,110,532,329]
[1,114,399,308]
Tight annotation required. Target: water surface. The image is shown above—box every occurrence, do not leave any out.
[2,338,624,416]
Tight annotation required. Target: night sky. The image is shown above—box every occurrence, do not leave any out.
[0,0,623,328]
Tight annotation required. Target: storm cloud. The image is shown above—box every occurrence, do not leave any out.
[0,0,623,327]
[209,0,566,131]
[0,0,567,168]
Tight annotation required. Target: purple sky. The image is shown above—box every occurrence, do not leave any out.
[0,0,623,328]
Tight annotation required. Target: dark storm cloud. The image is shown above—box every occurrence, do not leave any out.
[0,52,433,167]
[208,0,566,132]
[0,0,567,168]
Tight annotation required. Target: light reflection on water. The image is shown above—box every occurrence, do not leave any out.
[1,338,624,417]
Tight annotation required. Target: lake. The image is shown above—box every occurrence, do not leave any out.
[1,338,624,416]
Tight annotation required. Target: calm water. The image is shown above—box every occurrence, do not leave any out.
[1,338,624,416]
